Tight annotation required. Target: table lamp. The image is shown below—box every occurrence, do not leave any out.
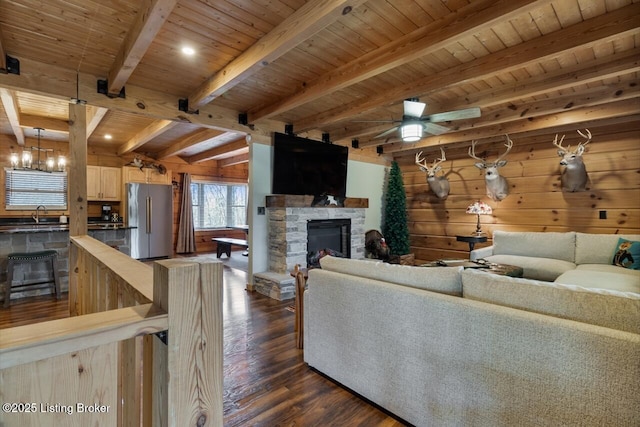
[466,201,492,236]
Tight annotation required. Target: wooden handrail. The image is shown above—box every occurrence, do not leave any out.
[70,235,154,303]
[0,303,167,370]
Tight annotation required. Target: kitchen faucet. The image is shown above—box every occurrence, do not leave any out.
[32,205,47,223]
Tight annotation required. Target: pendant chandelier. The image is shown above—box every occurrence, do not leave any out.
[9,128,66,172]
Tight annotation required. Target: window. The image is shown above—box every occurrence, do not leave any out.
[191,181,247,229]
[5,168,68,210]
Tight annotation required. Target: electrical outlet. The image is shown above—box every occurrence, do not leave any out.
[599,210,607,220]
[257,206,265,215]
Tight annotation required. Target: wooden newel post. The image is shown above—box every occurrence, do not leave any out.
[152,259,224,426]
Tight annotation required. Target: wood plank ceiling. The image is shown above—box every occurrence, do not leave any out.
[0,0,638,165]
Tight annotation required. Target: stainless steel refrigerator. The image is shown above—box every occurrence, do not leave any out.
[127,183,173,259]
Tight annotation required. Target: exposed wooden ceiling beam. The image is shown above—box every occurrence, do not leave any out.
[0,27,6,73]
[0,57,283,137]
[155,128,227,160]
[117,119,178,155]
[384,99,640,154]
[360,82,640,148]
[107,0,178,96]
[186,137,248,164]
[17,110,108,138]
[219,153,249,168]
[294,1,640,132]
[92,0,177,157]
[248,0,545,123]
[337,51,640,144]
[440,48,640,112]
[0,88,25,145]
[86,106,108,138]
[187,0,367,110]
[20,114,68,133]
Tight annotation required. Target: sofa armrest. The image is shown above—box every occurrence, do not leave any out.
[470,245,493,260]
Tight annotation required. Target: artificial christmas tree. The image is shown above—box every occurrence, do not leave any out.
[382,161,413,264]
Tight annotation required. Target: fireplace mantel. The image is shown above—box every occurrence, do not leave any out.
[266,195,368,208]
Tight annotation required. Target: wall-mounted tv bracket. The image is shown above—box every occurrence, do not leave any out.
[178,98,199,115]
[322,133,331,143]
[238,113,255,130]
[284,124,294,135]
[97,79,126,98]
[2,55,20,74]
[351,139,359,149]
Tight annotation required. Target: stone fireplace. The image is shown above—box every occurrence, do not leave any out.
[253,195,368,300]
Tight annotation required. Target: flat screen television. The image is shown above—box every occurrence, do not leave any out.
[272,132,348,197]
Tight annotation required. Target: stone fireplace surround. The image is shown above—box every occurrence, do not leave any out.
[253,195,368,300]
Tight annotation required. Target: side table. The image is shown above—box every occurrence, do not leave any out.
[456,235,487,251]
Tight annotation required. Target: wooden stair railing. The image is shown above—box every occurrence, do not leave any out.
[0,235,223,427]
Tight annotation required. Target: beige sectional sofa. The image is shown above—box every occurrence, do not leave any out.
[470,231,640,293]
[304,256,639,427]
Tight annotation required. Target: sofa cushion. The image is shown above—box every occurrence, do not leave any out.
[461,269,640,334]
[492,230,576,263]
[319,255,463,296]
[576,263,640,277]
[483,254,575,281]
[575,233,640,265]
[555,269,640,294]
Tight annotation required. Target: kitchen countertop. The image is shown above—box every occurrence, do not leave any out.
[0,223,136,234]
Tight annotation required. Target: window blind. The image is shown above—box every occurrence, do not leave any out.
[5,168,68,210]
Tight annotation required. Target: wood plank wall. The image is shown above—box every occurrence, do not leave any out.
[397,121,640,265]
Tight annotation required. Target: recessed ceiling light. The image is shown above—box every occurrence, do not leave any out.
[182,46,195,56]
[104,134,112,140]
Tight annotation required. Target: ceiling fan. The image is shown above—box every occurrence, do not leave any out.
[360,98,481,142]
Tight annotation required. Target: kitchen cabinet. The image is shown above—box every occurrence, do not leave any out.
[87,166,121,201]
[122,166,171,185]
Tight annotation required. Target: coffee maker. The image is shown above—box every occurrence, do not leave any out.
[101,205,111,221]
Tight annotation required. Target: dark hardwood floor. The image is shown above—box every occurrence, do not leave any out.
[0,258,407,426]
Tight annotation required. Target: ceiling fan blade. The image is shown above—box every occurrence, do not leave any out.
[373,126,400,139]
[423,122,450,135]
[403,99,426,118]
[426,107,481,123]
[351,120,401,123]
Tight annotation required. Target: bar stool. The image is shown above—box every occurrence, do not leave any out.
[4,250,61,307]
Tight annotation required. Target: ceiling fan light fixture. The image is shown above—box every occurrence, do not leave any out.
[401,123,423,142]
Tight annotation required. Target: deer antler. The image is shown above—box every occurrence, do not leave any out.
[416,148,447,172]
[415,151,428,170]
[468,140,483,162]
[576,128,591,148]
[434,147,446,167]
[552,133,569,152]
[495,134,514,163]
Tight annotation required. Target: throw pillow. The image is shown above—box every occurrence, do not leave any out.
[611,238,640,270]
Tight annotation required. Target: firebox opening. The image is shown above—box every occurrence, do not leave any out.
[307,219,351,266]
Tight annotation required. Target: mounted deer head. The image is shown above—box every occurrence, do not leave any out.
[415,147,450,200]
[553,129,591,192]
[468,135,513,201]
